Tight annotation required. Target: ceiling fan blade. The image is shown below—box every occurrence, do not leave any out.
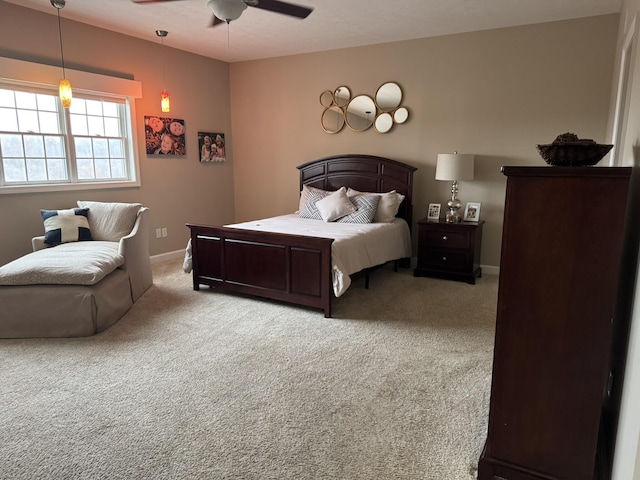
[249,0,313,19]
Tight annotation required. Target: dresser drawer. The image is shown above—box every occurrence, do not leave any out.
[421,250,468,271]
[422,229,471,249]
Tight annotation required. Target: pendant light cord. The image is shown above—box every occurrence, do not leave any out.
[56,8,66,79]
[161,36,166,91]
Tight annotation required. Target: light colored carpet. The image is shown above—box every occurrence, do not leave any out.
[0,260,498,480]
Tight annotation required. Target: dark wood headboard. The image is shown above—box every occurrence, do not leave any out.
[297,154,417,225]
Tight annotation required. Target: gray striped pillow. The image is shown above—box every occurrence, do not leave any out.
[336,195,380,224]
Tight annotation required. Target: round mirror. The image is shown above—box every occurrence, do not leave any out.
[334,86,351,108]
[394,107,409,124]
[375,112,393,133]
[321,106,345,134]
[345,95,376,131]
[319,90,334,107]
[375,82,402,112]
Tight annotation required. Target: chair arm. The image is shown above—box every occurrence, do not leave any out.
[118,207,153,301]
[32,236,47,251]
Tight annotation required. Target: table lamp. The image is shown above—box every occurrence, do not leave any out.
[435,152,474,223]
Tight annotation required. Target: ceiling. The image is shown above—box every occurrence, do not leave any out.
[6,0,623,63]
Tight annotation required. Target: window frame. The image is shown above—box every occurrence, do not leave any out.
[0,57,143,195]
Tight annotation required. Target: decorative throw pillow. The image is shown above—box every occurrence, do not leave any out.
[77,201,141,242]
[298,190,330,220]
[41,208,92,246]
[298,185,334,213]
[336,194,380,224]
[347,188,405,223]
[315,187,356,222]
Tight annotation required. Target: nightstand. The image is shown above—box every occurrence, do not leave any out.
[414,219,484,284]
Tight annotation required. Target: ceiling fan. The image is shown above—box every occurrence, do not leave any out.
[131,0,313,26]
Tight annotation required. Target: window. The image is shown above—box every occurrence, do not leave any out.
[0,57,143,194]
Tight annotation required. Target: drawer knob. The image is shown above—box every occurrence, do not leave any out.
[442,235,448,241]
[442,256,447,262]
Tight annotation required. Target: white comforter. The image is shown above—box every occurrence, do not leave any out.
[227,214,412,297]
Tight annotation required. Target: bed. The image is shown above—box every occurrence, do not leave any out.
[186,154,417,317]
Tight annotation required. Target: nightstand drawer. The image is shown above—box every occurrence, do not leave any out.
[422,250,468,271]
[422,229,470,249]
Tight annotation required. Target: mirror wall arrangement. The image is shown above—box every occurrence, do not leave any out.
[319,82,409,134]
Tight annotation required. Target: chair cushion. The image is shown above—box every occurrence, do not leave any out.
[0,241,124,286]
[41,208,92,246]
[77,201,141,242]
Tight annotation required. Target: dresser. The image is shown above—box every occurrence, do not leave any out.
[413,219,484,284]
[478,166,632,480]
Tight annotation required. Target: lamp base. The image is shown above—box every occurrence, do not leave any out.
[445,180,462,223]
[445,211,462,223]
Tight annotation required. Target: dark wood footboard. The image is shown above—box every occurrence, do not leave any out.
[187,224,334,317]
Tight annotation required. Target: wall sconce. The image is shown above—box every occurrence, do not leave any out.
[156,30,170,113]
[51,0,72,108]
[435,151,474,223]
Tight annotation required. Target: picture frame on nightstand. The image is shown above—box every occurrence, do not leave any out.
[463,202,481,222]
[427,203,441,221]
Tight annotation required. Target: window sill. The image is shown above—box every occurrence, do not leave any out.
[0,180,141,195]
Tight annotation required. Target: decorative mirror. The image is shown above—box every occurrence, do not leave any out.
[374,112,393,133]
[320,82,408,134]
[375,82,402,112]
[345,95,376,131]
[319,90,334,107]
[334,86,351,107]
[321,106,345,134]
[394,107,409,124]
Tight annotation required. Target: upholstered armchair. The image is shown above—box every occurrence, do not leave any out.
[31,201,153,302]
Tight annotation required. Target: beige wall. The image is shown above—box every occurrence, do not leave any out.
[608,0,640,478]
[230,14,619,267]
[0,5,619,269]
[0,2,235,266]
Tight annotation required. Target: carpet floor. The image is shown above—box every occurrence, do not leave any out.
[0,260,498,480]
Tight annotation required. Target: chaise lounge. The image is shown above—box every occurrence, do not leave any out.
[0,201,152,338]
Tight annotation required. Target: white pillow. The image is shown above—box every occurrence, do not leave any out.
[298,185,334,213]
[347,188,405,223]
[315,187,356,222]
[77,201,141,241]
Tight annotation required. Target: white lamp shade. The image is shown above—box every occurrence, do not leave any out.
[207,0,247,21]
[435,153,474,181]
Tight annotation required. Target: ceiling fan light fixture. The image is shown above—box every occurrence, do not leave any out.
[207,0,247,22]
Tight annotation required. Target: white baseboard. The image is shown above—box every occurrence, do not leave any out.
[481,264,500,276]
[151,249,185,264]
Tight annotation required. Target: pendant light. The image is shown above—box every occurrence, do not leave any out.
[51,0,72,108]
[156,30,170,113]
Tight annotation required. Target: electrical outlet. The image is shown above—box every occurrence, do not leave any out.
[161,227,168,238]
[155,228,162,239]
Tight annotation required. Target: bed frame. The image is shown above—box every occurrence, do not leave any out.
[186,154,416,318]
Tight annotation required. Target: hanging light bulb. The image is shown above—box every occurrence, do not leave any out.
[51,0,72,108]
[161,90,170,113]
[156,30,170,113]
